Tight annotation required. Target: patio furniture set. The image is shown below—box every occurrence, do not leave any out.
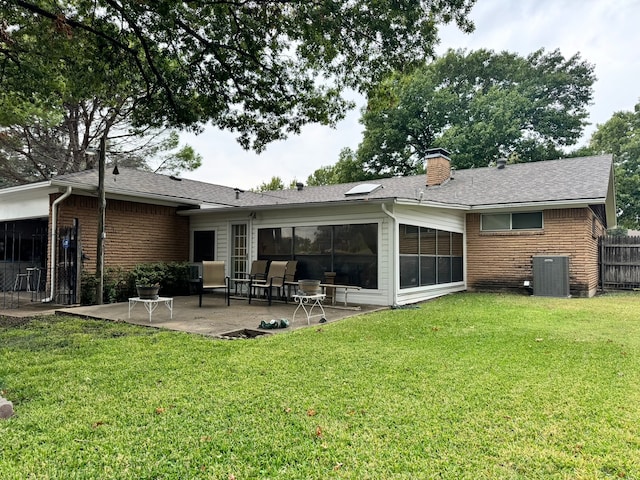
[128,259,360,324]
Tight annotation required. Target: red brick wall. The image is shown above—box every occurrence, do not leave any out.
[466,208,605,297]
[426,156,451,186]
[51,193,190,274]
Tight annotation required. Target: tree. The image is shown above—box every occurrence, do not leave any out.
[0,100,202,187]
[255,176,285,192]
[586,101,640,229]
[0,5,201,186]
[1,0,476,153]
[357,48,595,176]
[307,147,375,186]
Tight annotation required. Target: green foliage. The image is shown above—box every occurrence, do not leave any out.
[0,11,201,186]
[80,262,192,304]
[1,0,476,155]
[1,293,639,478]
[80,271,98,305]
[587,101,640,229]
[150,131,202,176]
[104,266,131,304]
[127,262,191,298]
[307,147,378,186]
[255,176,285,192]
[607,227,629,236]
[356,48,595,177]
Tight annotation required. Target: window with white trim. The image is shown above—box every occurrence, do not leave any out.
[481,212,543,231]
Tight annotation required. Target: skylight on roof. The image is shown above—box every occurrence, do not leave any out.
[344,183,382,196]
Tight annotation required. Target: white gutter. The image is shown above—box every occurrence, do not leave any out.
[42,186,72,303]
[468,198,606,212]
[51,179,204,207]
[381,202,398,307]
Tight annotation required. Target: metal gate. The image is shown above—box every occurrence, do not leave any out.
[56,221,82,305]
[0,220,48,308]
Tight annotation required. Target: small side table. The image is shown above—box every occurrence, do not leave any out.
[292,294,326,325]
[128,297,173,323]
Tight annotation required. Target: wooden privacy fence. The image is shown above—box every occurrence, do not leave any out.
[599,235,640,290]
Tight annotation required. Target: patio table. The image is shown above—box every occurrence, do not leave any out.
[128,296,173,322]
[292,293,326,325]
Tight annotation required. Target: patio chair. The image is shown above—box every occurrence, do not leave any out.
[234,259,269,296]
[249,260,287,305]
[284,260,298,299]
[199,261,230,307]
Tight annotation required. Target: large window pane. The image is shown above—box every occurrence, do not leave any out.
[334,254,378,288]
[258,224,378,289]
[420,256,436,286]
[334,224,377,288]
[258,227,293,257]
[437,231,451,255]
[512,212,543,229]
[452,233,463,256]
[420,228,436,255]
[295,254,332,281]
[481,213,510,231]
[295,226,331,254]
[335,224,377,254]
[452,257,463,282]
[399,225,419,254]
[437,257,451,284]
[400,256,419,288]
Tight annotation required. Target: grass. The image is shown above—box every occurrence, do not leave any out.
[1,292,639,479]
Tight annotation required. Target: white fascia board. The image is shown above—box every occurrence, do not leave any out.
[468,198,606,213]
[0,181,52,196]
[0,183,56,220]
[52,180,204,208]
[179,198,394,216]
[395,198,470,210]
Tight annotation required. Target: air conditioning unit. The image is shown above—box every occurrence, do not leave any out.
[532,255,570,297]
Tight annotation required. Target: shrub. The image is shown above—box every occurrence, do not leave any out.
[80,272,97,305]
[80,262,193,304]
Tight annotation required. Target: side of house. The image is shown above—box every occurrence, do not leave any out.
[54,193,190,273]
[466,207,607,297]
[0,151,616,306]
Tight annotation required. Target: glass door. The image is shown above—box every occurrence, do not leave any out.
[231,224,248,290]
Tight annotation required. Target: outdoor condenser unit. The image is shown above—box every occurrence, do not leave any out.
[532,255,570,297]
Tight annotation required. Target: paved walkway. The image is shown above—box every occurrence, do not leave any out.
[0,293,382,338]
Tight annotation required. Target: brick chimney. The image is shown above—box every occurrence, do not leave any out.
[425,148,452,186]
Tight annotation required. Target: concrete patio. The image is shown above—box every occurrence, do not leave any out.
[0,292,383,338]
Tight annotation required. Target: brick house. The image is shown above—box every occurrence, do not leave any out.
[0,150,616,305]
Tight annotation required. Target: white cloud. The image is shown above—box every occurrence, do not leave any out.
[181,0,640,188]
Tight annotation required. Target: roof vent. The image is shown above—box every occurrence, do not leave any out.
[497,158,507,169]
[234,188,244,199]
[296,182,304,191]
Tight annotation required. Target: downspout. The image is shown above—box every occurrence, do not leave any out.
[42,186,72,303]
[381,202,398,307]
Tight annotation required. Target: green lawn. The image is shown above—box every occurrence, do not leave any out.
[1,293,639,479]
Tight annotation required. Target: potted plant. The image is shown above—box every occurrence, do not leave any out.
[131,264,165,300]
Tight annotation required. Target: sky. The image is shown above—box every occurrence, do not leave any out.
[179,0,640,190]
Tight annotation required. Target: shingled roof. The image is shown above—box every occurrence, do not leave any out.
[50,154,614,215]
